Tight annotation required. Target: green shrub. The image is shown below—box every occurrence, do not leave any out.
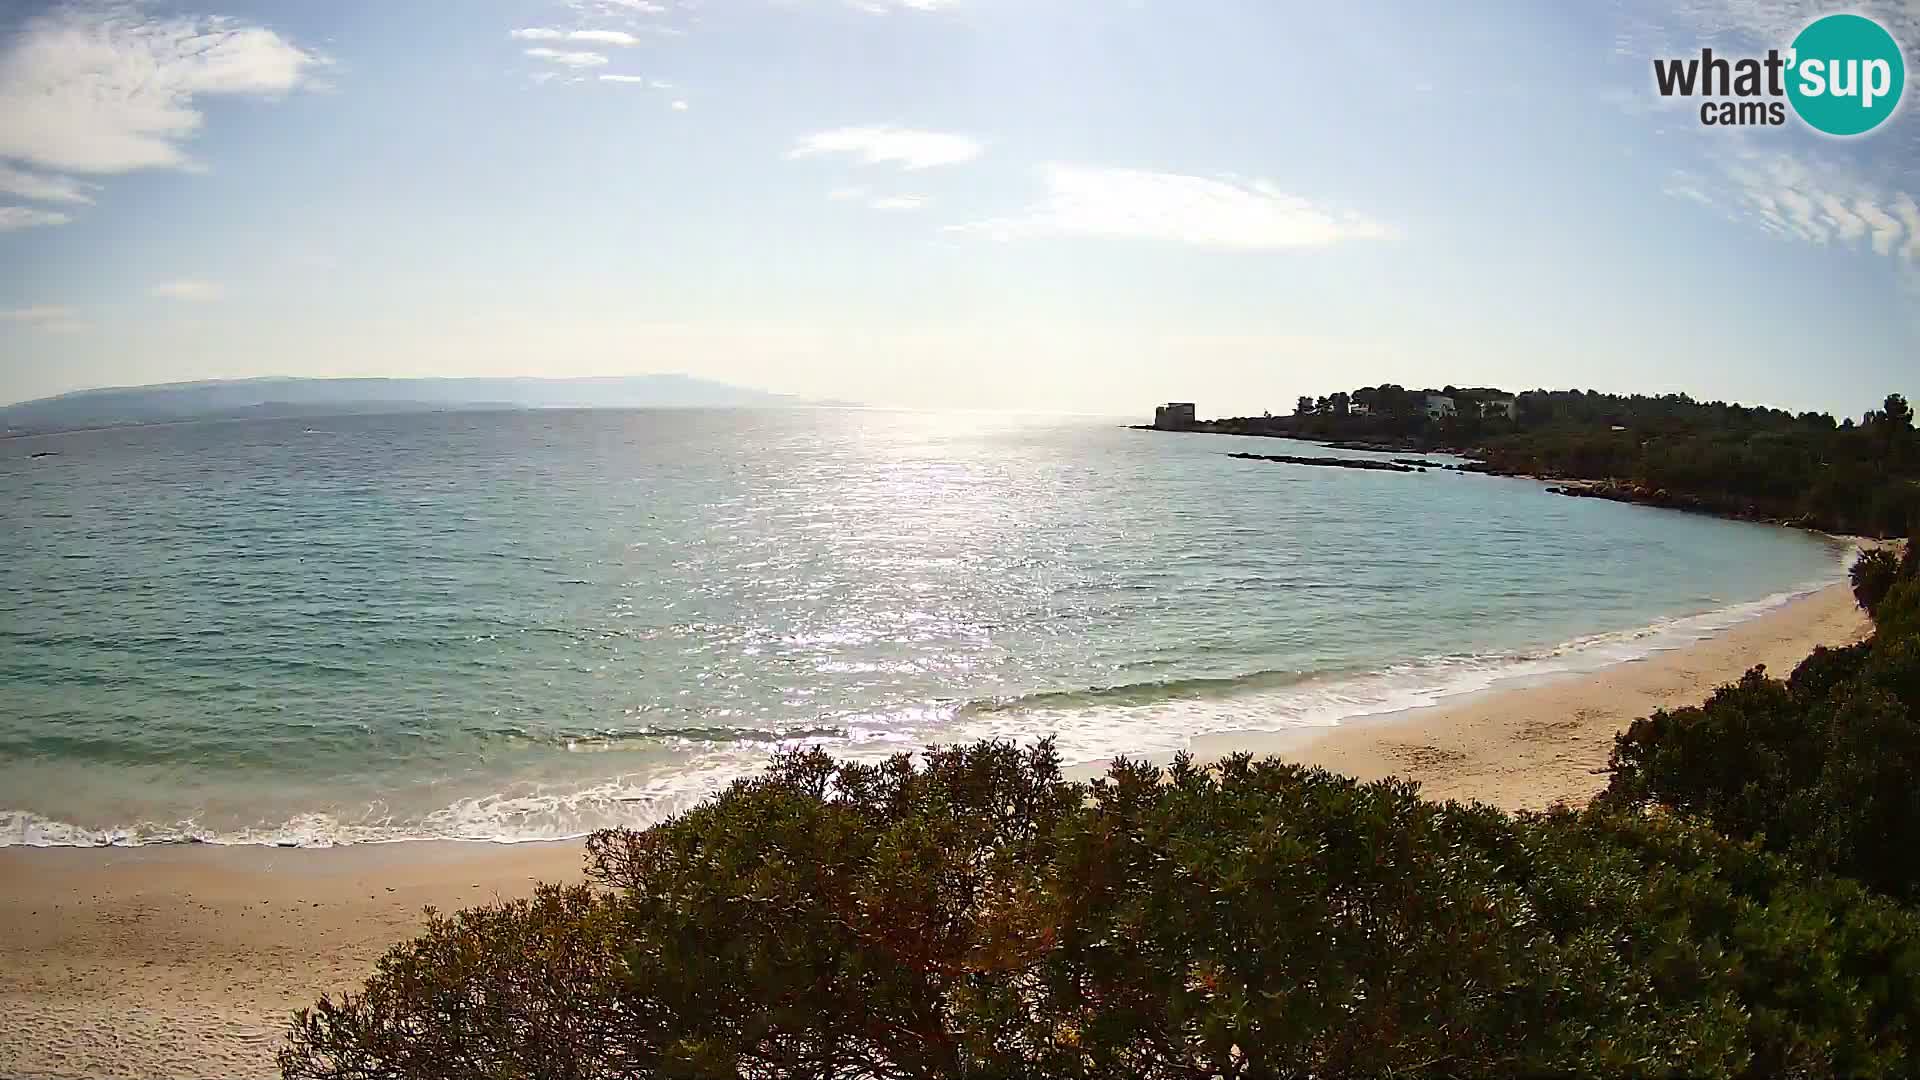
[1875,576,1920,641]
[1850,548,1901,616]
[282,743,1920,1079]
[1605,548,1920,901]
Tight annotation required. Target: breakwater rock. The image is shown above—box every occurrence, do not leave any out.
[1543,481,1814,528]
[1228,452,1421,473]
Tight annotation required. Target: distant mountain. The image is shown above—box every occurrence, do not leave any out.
[0,375,826,436]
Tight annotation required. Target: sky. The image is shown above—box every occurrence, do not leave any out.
[0,0,1916,418]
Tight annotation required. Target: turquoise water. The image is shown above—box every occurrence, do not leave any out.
[0,409,1848,845]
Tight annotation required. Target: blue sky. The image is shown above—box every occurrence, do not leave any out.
[0,0,1916,416]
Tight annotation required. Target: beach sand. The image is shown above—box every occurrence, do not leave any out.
[1202,579,1872,810]
[0,581,1872,1079]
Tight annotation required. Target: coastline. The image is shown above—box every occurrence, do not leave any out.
[1136,424,1889,536]
[1199,579,1871,809]
[0,581,1873,1079]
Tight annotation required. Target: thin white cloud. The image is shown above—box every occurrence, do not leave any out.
[847,0,958,12]
[0,305,77,323]
[670,99,688,110]
[567,0,668,13]
[151,279,224,302]
[1700,146,1920,261]
[513,28,642,46]
[0,3,322,176]
[0,304,86,334]
[789,126,982,170]
[1649,0,1920,61]
[598,74,650,83]
[1856,198,1903,255]
[571,30,642,45]
[952,165,1391,250]
[525,47,610,68]
[0,206,72,230]
[1894,192,1920,260]
[828,185,870,201]
[0,164,95,204]
[869,195,928,210]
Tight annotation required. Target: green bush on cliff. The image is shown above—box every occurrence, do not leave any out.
[282,741,1920,1079]
[1605,544,1920,902]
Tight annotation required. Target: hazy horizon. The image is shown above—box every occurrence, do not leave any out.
[3,1,1918,418]
[2,371,1906,422]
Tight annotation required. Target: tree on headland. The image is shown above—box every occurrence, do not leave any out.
[1213,384,1920,538]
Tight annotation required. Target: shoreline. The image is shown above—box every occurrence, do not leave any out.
[3,539,1860,851]
[1137,424,1897,537]
[1205,579,1870,809]
[0,581,1874,1078]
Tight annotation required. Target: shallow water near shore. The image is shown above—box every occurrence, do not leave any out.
[0,408,1851,846]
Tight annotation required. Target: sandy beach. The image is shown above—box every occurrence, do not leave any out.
[0,581,1873,1080]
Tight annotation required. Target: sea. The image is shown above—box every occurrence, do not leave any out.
[0,408,1853,846]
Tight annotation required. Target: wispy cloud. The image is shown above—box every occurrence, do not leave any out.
[1693,147,1920,261]
[0,163,95,204]
[0,305,77,323]
[570,29,644,45]
[951,165,1391,250]
[566,0,669,15]
[789,126,982,170]
[869,195,928,210]
[513,28,645,46]
[846,0,959,12]
[0,206,73,230]
[596,73,680,107]
[525,47,610,68]
[151,279,224,302]
[1640,0,1920,61]
[0,305,85,333]
[0,3,322,177]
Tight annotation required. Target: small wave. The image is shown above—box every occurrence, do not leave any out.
[555,724,844,752]
[1,559,1853,849]
[0,758,765,848]
[962,668,1325,714]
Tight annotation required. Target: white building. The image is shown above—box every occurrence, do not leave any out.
[1425,393,1456,419]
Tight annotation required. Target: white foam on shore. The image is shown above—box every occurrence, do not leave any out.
[0,545,1857,848]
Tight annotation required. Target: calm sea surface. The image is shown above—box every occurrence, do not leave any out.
[0,409,1848,845]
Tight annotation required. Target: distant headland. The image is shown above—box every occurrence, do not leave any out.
[1137,384,1919,540]
[0,375,849,438]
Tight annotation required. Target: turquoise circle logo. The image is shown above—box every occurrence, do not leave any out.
[1787,14,1905,136]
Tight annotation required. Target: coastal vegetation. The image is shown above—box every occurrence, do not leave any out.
[1603,537,1920,902]
[283,541,1920,1079]
[1172,387,1919,538]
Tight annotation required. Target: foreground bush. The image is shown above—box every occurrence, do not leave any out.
[1605,541,1920,901]
[282,741,1920,1079]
